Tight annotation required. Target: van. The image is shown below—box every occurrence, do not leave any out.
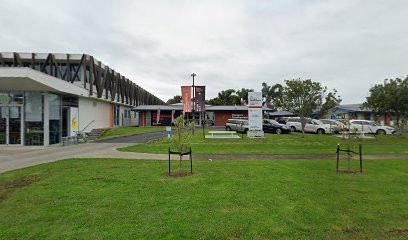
[225,119,249,133]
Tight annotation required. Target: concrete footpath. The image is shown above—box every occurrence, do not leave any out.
[1,131,407,173]
[0,132,170,173]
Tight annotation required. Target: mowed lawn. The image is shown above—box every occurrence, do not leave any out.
[0,159,407,239]
[119,131,408,155]
[98,127,165,140]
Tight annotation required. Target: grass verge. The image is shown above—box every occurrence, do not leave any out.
[98,127,165,140]
[119,131,408,155]
[0,158,407,239]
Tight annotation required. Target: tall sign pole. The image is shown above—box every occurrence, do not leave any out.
[248,92,264,138]
[191,73,196,134]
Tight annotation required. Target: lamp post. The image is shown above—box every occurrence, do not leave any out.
[191,73,196,135]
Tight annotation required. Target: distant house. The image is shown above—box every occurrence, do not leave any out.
[326,104,398,126]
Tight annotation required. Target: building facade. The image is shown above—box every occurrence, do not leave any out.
[0,52,164,146]
[135,104,276,127]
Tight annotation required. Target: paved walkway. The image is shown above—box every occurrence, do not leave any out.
[1,131,407,173]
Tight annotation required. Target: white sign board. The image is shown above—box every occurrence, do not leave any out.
[248,92,263,131]
[248,92,263,107]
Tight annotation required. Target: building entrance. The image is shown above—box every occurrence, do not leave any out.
[0,106,22,145]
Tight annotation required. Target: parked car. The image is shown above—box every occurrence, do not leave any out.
[275,117,289,124]
[349,120,395,135]
[225,119,249,133]
[286,117,334,134]
[263,119,291,134]
[319,119,345,133]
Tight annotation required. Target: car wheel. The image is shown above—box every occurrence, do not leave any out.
[226,126,231,131]
[376,129,386,135]
[290,126,296,132]
[317,129,325,134]
[276,128,282,134]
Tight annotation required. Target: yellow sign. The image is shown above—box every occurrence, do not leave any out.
[71,116,78,130]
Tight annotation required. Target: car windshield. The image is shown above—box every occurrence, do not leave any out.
[313,120,324,125]
[369,121,379,126]
[267,119,279,125]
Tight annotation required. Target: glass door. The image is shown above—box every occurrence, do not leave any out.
[0,106,22,145]
[9,106,21,144]
[0,107,6,144]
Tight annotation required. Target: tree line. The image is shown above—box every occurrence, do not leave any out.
[166,76,408,127]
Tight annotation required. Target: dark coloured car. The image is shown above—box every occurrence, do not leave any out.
[263,119,291,134]
[275,117,289,124]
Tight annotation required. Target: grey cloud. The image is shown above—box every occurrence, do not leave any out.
[1,0,407,104]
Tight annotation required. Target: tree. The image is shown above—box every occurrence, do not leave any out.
[166,95,182,104]
[262,82,283,109]
[207,89,240,106]
[236,88,254,105]
[277,79,340,136]
[170,115,194,172]
[364,77,408,128]
[318,89,342,116]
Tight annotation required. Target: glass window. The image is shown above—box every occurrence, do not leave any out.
[9,92,24,104]
[0,92,10,104]
[25,92,44,145]
[62,96,78,107]
[49,94,61,144]
[113,104,120,126]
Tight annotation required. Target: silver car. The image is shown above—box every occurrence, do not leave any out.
[286,117,333,134]
[225,119,249,133]
[320,119,345,133]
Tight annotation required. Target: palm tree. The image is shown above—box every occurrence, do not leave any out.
[218,89,240,105]
[262,82,283,109]
[236,88,254,105]
[208,89,240,105]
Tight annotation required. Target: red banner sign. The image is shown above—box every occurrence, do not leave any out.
[181,86,192,113]
[171,110,175,123]
[156,109,161,124]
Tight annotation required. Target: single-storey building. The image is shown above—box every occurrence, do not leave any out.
[0,52,163,146]
[134,104,281,127]
[326,104,400,126]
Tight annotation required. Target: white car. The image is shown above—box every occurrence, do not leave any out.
[349,120,395,135]
[286,117,333,134]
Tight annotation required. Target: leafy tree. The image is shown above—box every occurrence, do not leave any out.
[170,115,194,172]
[277,79,340,136]
[207,89,240,105]
[262,82,283,109]
[319,89,342,116]
[364,77,408,128]
[166,95,182,104]
[236,88,254,105]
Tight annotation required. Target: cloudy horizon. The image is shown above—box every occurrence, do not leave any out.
[1,0,407,104]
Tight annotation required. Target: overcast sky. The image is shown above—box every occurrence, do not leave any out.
[1,0,407,104]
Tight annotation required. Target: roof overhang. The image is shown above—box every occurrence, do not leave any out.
[0,67,89,96]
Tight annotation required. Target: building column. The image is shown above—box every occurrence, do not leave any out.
[43,92,50,146]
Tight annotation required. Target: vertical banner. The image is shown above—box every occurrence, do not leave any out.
[195,86,206,112]
[69,107,79,137]
[171,110,175,123]
[181,86,192,113]
[248,92,263,131]
[156,109,161,125]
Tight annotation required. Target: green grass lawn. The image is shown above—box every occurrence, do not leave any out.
[98,127,165,140]
[119,131,408,155]
[0,159,407,239]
